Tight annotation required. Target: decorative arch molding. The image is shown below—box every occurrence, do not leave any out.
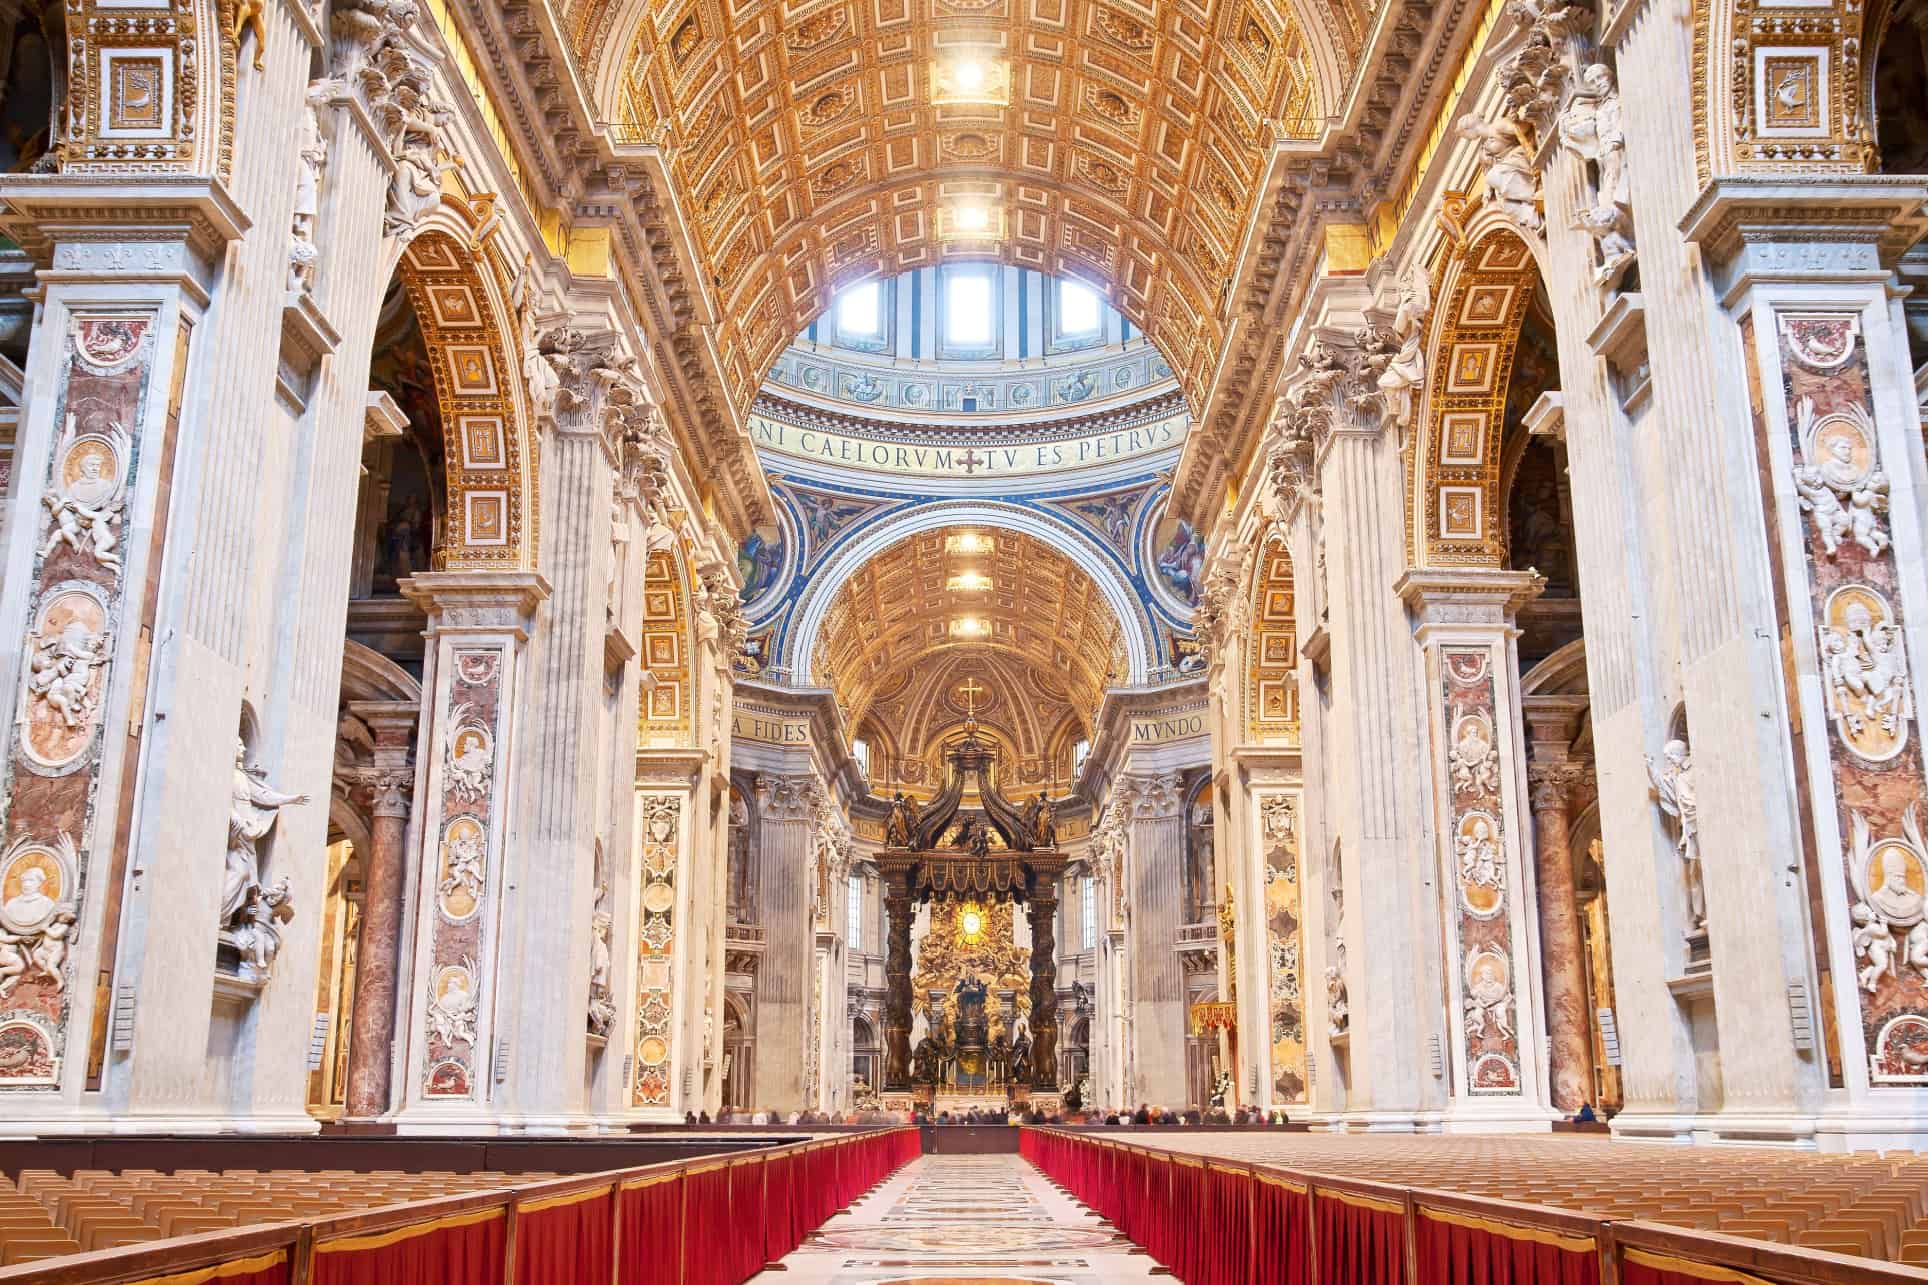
[1408,218,1540,567]
[342,640,424,706]
[1243,536,1299,743]
[787,501,1159,687]
[1693,0,1876,184]
[1521,637,1589,698]
[639,548,693,743]
[391,217,538,571]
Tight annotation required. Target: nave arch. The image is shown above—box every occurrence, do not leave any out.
[388,210,541,572]
[788,502,1160,690]
[1407,217,1544,568]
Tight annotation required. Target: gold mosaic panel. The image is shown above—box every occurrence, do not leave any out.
[1244,541,1298,743]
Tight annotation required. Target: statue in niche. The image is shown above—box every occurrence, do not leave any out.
[1645,738,1704,929]
[1454,113,1544,235]
[289,81,332,293]
[1325,960,1349,1038]
[1558,64,1636,287]
[587,908,615,1037]
[221,739,309,981]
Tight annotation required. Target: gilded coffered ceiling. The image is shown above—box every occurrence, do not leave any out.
[859,649,1087,795]
[814,526,1126,740]
[561,0,1367,419]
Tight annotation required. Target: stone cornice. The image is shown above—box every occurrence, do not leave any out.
[0,175,251,267]
[1395,567,1545,630]
[1679,177,1928,271]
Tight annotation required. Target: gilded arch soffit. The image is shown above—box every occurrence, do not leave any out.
[639,549,694,742]
[562,0,1356,420]
[1408,222,1536,568]
[394,227,540,570]
[814,526,1126,735]
[1244,537,1298,743]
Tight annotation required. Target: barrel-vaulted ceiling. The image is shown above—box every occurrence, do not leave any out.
[813,526,1126,737]
[559,0,1374,418]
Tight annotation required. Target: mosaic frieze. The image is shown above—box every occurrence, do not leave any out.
[632,794,680,1106]
[0,314,155,1089]
[1767,311,1928,1085]
[421,647,507,1099]
[1439,647,1522,1094]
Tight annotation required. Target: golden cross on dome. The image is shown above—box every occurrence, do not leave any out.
[959,677,985,717]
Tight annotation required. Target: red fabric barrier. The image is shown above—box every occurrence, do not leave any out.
[1202,1165,1253,1285]
[1141,1152,1175,1268]
[616,1173,684,1285]
[728,1159,768,1282]
[1168,1159,1208,1281]
[1415,1208,1600,1285]
[1254,1176,1312,1285]
[310,1208,506,1285]
[128,1249,291,1285]
[763,1151,797,1264]
[680,1164,734,1285]
[514,1187,613,1285]
[1316,1190,1407,1285]
[1620,1251,1769,1285]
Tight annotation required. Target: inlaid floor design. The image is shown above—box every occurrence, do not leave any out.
[753,1154,1160,1284]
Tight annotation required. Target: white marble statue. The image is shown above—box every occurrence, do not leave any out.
[1645,738,1704,929]
[1375,268,1431,427]
[1450,717,1500,795]
[587,910,615,1037]
[289,80,334,293]
[26,618,109,731]
[1820,600,1912,744]
[1558,64,1628,209]
[1848,808,1928,991]
[428,961,479,1050]
[40,428,127,571]
[1325,962,1349,1037]
[1457,816,1504,890]
[1454,113,1544,234]
[222,740,309,980]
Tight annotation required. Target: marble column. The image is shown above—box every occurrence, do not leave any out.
[0,180,247,1120]
[1121,772,1186,1105]
[1029,885,1061,1090]
[1526,755,1594,1113]
[1399,569,1553,1126]
[753,773,821,1109]
[1304,295,1445,1127]
[495,380,622,1130]
[883,875,914,1091]
[392,572,548,1127]
[343,702,417,1119]
[1676,179,1928,1147]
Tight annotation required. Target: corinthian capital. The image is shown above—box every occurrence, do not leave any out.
[755,773,822,822]
[1117,771,1184,820]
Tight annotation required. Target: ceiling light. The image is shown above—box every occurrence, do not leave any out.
[956,205,990,232]
[948,571,991,592]
[947,532,993,555]
[951,617,989,638]
[954,59,986,91]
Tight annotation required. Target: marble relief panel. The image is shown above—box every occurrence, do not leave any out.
[1259,794,1307,1104]
[0,314,155,1090]
[632,795,680,1107]
[1768,312,1928,1085]
[1440,647,1522,1094]
[421,648,507,1099]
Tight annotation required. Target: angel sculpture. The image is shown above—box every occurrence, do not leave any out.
[428,961,480,1050]
[1454,114,1544,234]
[444,705,493,801]
[886,792,916,847]
[1820,599,1913,743]
[1645,739,1704,928]
[1449,718,1500,795]
[1853,903,1898,993]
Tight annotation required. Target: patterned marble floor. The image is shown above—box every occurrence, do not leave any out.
[752,1154,1161,1284]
